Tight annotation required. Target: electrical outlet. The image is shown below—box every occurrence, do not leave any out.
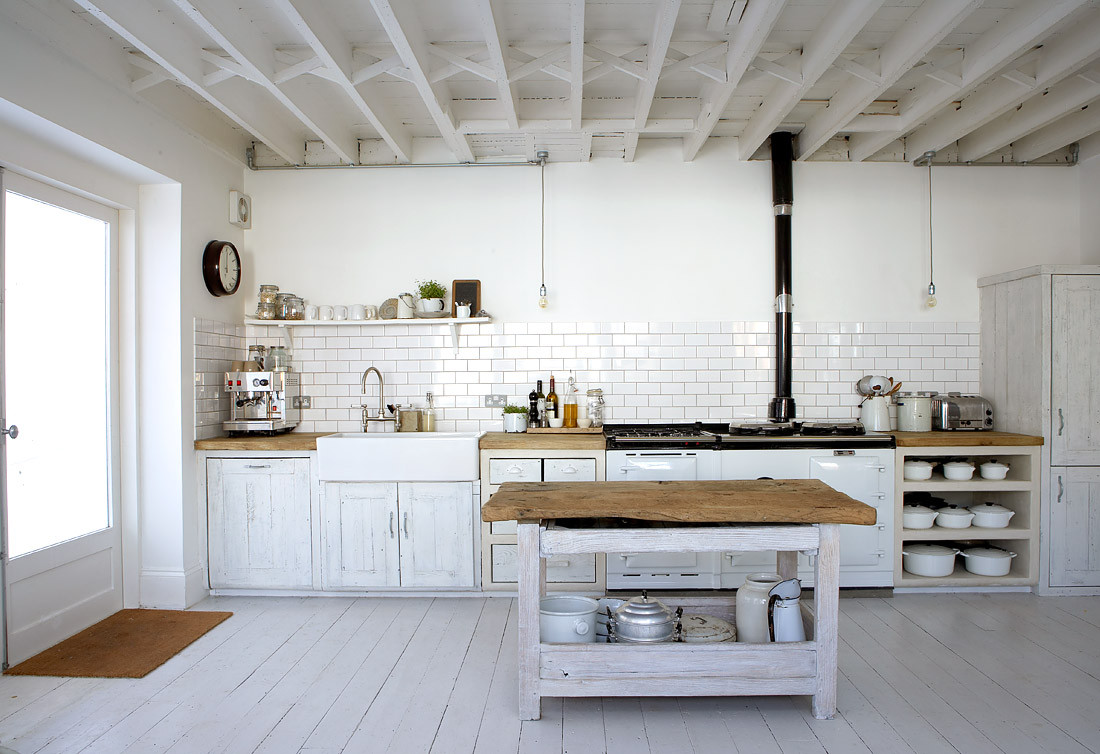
[293,395,312,409]
[484,394,507,408]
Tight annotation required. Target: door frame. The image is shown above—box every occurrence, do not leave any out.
[0,170,124,666]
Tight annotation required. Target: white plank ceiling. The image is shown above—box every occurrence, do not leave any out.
[68,0,1100,165]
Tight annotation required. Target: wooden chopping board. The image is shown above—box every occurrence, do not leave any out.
[481,479,876,525]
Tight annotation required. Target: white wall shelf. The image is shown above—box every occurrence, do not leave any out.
[244,317,491,354]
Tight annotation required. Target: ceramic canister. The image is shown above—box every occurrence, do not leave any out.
[735,572,782,643]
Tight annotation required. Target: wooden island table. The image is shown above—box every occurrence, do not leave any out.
[481,479,876,720]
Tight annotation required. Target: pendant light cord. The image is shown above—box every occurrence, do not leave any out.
[540,153,546,288]
[927,157,934,291]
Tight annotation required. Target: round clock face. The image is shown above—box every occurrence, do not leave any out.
[202,240,241,296]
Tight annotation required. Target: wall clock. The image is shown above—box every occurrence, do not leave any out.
[202,240,241,297]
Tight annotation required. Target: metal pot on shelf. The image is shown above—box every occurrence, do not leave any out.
[605,591,682,643]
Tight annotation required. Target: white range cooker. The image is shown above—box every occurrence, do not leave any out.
[604,422,895,589]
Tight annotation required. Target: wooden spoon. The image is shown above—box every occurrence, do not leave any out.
[885,380,903,397]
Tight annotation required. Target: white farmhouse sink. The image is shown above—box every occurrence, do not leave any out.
[316,431,485,481]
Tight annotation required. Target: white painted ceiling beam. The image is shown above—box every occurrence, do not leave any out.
[508,46,570,82]
[583,45,649,80]
[752,55,802,86]
[275,1,413,163]
[623,131,640,161]
[958,66,1100,162]
[682,0,786,161]
[633,0,682,130]
[738,0,883,161]
[131,71,168,93]
[457,118,694,134]
[273,55,323,85]
[72,0,303,164]
[906,10,1100,161]
[848,0,1090,161]
[707,0,735,33]
[583,46,647,84]
[795,0,980,161]
[473,0,520,131]
[1013,102,1100,162]
[353,54,405,84]
[172,0,359,165]
[570,0,585,131]
[429,43,497,81]
[370,0,476,162]
[663,45,728,80]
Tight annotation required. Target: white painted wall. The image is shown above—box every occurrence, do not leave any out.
[244,140,1082,323]
[0,1,247,607]
[1082,152,1100,264]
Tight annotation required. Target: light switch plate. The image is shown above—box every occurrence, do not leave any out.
[484,394,507,407]
[293,395,312,409]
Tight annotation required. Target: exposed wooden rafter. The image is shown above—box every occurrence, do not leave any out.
[737,0,883,161]
[569,0,585,132]
[905,10,1100,161]
[795,0,981,161]
[632,0,682,131]
[369,0,475,162]
[474,0,520,131]
[848,0,1090,162]
[682,0,786,161]
[1013,102,1100,162]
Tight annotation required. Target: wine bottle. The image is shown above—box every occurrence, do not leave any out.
[546,376,558,422]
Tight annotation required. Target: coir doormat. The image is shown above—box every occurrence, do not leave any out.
[3,608,232,678]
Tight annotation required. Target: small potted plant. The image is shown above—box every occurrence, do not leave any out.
[502,404,529,433]
[416,279,447,315]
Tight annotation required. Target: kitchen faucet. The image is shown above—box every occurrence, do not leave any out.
[359,366,400,431]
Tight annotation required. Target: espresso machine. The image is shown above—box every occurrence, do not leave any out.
[222,369,300,434]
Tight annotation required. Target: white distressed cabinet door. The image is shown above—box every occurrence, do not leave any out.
[322,483,400,588]
[1051,275,1100,465]
[398,482,475,588]
[1049,468,1100,587]
[207,458,312,589]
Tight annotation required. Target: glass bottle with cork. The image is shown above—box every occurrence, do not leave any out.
[563,373,578,428]
[421,392,437,432]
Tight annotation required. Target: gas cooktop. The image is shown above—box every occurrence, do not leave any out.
[603,422,894,450]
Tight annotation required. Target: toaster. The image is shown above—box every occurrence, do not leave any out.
[932,393,993,430]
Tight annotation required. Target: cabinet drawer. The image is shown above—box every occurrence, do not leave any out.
[543,458,597,482]
[489,458,541,484]
[490,520,517,535]
[490,544,596,584]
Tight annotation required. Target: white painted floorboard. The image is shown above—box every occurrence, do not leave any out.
[0,594,1097,754]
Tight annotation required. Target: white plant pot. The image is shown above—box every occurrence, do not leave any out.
[503,413,529,433]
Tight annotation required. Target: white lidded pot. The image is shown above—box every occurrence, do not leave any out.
[979,461,1010,480]
[934,504,975,529]
[903,460,934,481]
[967,502,1015,528]
[942,461,976,481]
[959,546,1017,576]
[902,544,959,577]
[902,504,938,529]
[540,595,598,643]
[735,572,782,643]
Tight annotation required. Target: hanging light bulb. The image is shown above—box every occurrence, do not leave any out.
[916,150,938,309]
[536,150,549,309]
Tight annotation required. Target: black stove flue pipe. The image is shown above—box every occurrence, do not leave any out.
[768,132,795,423]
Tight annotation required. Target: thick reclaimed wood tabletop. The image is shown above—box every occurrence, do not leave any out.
[481,479,876,525]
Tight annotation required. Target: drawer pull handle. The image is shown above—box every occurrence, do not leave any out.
[508,466,522,474]
[1058,408,1064,436]
[560,466,577,474]
[1057,476,1064,503]
[245,464,271,469]
[548,559,572,568]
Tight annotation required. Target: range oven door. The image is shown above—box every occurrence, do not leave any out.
[608,451,701,480]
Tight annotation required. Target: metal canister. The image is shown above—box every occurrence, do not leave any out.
[896,391,936,432]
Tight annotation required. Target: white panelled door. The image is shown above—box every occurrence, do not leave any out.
[1051,275,1100,466]
[398,483,474,588]
[321,482,400,588]
[1049,468,1100,587]
[1,173,122,665]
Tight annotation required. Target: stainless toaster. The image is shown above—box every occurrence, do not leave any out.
[931,393,993,430]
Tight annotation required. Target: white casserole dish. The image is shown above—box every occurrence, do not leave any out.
[902,544,959,577]
[942,461,976,481]
[902,504,938,529]
[540,595,598,643]
[903,460,934,481]
[979,461,1010,480]
[934,505,975,529]
[959,546,1016,576]
[968,502,1015,528]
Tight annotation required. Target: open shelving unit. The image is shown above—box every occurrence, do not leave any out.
[894,442,1042,589]
[244,316,491,355]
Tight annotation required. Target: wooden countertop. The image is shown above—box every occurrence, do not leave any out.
[479,431,606,450]
[482,479,876,525]
[194,432,330,451]
[885,431,1043,447]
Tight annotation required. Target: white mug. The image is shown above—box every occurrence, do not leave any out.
[319,305,334,321]
[364,305,378,320]
[350,304,366,320]
[334,305,348,321]
[456,304,471,319]
[305,305,319,320]
[417,297,445,314]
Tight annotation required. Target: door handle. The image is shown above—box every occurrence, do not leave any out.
[2,424,18,439]
[390,511,395,538]
[1058,408,1064,436]
[1057,476,1064,503]
[403,511,409,538]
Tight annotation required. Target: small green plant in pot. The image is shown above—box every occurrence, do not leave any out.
[415,279,447,315]
[502,404,529,433]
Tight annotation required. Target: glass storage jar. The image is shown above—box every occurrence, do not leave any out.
[258,284,279,304]
[274,292,295,320]
[266,345,289,371]
[286,296,305,320]
[256,301,276,320]
[586,388,605,427]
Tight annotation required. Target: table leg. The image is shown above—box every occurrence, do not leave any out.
[517,521,542,720]
[812,523,840,720]
[776,550,798,580]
